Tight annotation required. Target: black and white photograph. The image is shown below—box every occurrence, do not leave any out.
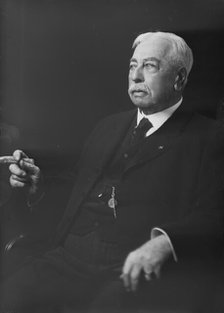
[1,0,224,312]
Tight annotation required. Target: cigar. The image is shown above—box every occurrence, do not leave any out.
[0,156,17,165]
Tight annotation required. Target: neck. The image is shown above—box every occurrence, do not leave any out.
[141,96,182,115]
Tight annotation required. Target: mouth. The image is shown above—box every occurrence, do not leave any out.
[132,90,147,96]
[129,85,148,94]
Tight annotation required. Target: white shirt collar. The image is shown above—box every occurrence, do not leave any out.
[137,97,183,137]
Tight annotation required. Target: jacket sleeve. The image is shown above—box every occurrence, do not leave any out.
[160,124,224,261]
[4,117,110,241]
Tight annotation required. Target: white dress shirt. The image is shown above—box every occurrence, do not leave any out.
[137,98,182,136]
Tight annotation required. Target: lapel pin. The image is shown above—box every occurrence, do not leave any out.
[158,145,164,150]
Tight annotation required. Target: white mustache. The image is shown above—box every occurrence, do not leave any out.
[129,84,149,93]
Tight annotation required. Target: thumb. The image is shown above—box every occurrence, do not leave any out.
[13,150,29,162]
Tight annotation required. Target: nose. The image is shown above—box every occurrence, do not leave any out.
[130,66,144,83]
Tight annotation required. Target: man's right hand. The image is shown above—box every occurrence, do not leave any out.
[9,150,41,194]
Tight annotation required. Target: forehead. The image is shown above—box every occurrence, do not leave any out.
[132,37,173,62]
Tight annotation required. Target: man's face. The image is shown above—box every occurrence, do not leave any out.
[128,37,179,114]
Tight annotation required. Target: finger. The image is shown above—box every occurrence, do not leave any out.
[19,160,39,175]
[120,272,131,291]
[121,256,134,291]
[154,266,161,279]
[143,263,154,281]
[9,163,27,177]
[0,156,17,165]
[121,269,131,291]
[122,254,132,276]
[129,264,141,292]
[144,266,160,281]
[11,174,28,183]
[144,271,153,281]
[23,158,34,164]
[13,150,28,162]
[10,176,25,188]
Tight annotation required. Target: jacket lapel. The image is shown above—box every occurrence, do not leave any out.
[58,109,137,221]
[124,106,193,172]
[96,109,137,171]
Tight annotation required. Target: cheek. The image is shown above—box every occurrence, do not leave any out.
[149,76,173,93]
[144,78,159,95]
[128,75,134,86]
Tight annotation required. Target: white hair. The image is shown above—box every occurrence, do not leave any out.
[132,31,193,78]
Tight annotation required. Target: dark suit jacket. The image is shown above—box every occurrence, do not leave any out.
[43,104,224,263]
[6,104,223,266]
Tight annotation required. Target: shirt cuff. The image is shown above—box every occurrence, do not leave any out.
[151,227,178,262]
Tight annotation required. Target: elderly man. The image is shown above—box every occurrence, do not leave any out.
[1,31,224,312]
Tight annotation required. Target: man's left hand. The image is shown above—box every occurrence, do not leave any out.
[120,235,172,292]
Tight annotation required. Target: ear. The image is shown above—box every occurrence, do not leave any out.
[174,67,187,91]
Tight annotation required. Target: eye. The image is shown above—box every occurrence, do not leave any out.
[129,63,137,71]
[144,63,156,69]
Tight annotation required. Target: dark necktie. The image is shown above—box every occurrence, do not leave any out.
[131,117,153,147]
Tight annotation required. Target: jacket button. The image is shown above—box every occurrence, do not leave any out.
[124,153,129,159]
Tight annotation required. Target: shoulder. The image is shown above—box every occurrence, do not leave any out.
[80,109,136,152]
[186,111,224,137]
[189,113,224,159]
[88,109,136,135]
[96,109,136,126]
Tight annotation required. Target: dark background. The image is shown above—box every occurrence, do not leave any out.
[0,0,224,280]
[1,0,224,171]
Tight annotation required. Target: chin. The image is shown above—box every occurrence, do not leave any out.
[132,99,152,109]
[133,102,158,114]
[130,94,152,107]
